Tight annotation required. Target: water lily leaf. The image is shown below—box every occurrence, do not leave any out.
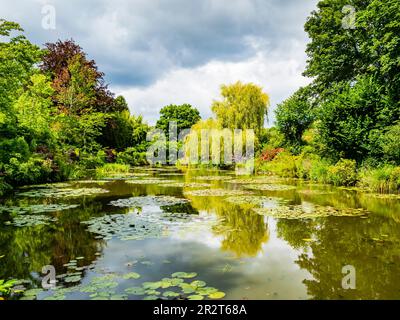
[110,294,128,300]
[190,280,206,288]
[188,295,204,300]
[172,272,197,279]
[209,291,226,299]
[163,291,180,298]
[142,281,162,290]
[143,295,159,300]
[122,272,141,280]
[125,287,146,295]
[145,289,161,295]
[197,287,218,295]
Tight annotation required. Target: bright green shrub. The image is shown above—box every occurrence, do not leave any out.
[327,159,358,186]
[95,163,130,178]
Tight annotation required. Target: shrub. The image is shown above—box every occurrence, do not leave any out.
[259,152,297,178]
[95,163,130,178]
[116,147,148,166]
[327,159,358,186]
[358,165,400,193]
[3,157,53,186]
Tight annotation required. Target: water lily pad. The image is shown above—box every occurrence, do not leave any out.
[125,287,146,295]
[190,280,206,288]
[188,294,204,300]
[209,291,226,299]
[142,281,162,290]
[122,272,141,280]
[163,291,180,298]
[143,295,159,300]
[172,272,197,279]
[145,289,161,295]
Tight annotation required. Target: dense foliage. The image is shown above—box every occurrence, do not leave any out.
[0,20,149,194]
[270,0,400,190]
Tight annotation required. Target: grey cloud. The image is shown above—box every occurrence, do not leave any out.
[0,0,317,87]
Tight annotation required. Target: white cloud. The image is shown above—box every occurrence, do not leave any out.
[114,38,311,126]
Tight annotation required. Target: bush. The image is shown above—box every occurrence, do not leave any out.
[116,147,148,166]
[358,165,400,193]
[327,159,358,186]
[95,163,130,178]
[3,157,53,186]
[258,152,297,177]
[79,150,107,169]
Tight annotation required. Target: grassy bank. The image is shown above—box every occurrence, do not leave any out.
[257,151,400,193]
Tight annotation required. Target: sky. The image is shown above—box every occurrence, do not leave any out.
[1,0,318,125]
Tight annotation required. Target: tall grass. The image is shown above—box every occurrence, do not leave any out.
[358,165,400,193]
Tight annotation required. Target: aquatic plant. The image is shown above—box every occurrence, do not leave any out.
[184,189,254,197]
[17,187,109,198]
[243,184,296,191]
[5,215,57,227]
[109,196,190,208]
[0,203,79,215]
[254,203,368,219]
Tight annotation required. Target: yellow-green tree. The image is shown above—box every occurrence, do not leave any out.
[211,81,270,138]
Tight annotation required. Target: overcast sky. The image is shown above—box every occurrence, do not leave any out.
[1,0,318,125]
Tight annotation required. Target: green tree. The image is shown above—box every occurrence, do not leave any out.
[211,81,269,139]
[156,104,201,136]
[275,86,315,152]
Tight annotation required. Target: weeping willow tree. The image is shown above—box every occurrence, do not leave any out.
[211,81,270,140]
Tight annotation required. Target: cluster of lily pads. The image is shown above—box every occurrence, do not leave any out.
[159,182,212,188]
[125,179,175,185]
[184,189,254,197]
[121,272,226,300]
[20,270,226,301]
[4,215,57,227]
[254,203,368,219]
[81,214,166,241]
[227,177,285,185]
[109,196,190,208]
[195,176,233,181]
[224,195,288,207]
[243,184,296,191]
[0,203,79,215]
[17,187,109,198]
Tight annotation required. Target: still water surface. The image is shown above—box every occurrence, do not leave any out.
[1,168,400,300]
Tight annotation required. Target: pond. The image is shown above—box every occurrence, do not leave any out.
[1,167,400,300]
